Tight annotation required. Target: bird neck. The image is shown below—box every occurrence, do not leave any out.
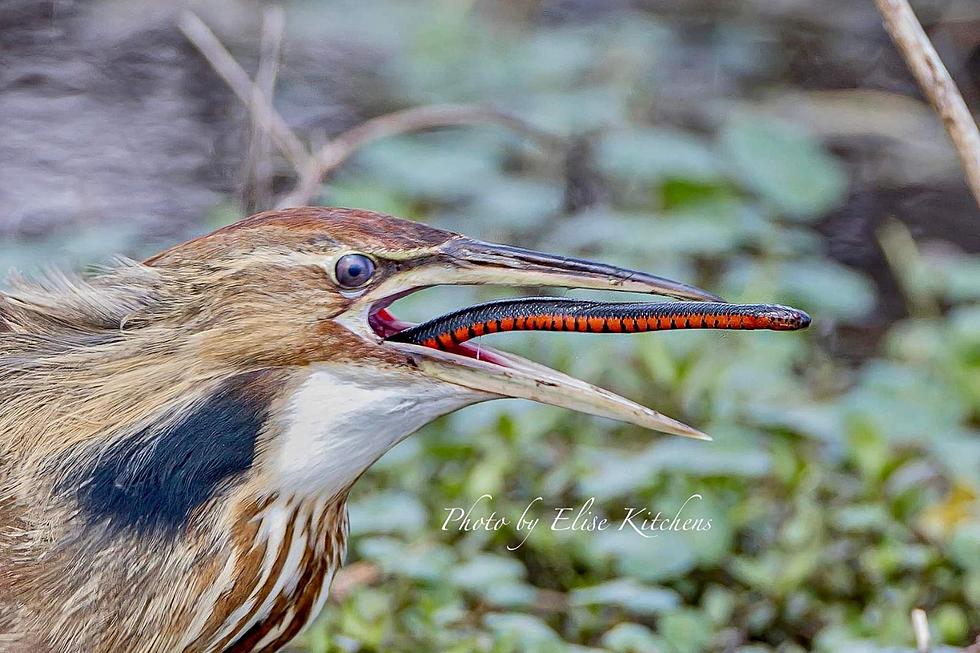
[176,488,351,651]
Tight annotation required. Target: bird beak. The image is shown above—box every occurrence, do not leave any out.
[356,237,719,440]
[433,238,724,303]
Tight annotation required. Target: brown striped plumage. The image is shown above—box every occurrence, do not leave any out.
[0,207,803,652]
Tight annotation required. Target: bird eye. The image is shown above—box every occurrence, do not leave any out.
[334,253,376,289]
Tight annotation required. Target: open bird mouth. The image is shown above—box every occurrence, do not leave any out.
[369,307,515,368]
[358,237,810,440]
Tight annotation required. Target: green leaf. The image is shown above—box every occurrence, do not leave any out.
[597,128,722,184]
[578,439,771,500]
[720,115,847,219]
[845,361,966,443]
[949,522,980,571]
[348,491,427,536]
[449,553,526,590]
[659,609,715,653]
[527,86,628,132]
[323,179,413,217]
[482,582,539,608]
[923,250,980,302]
[588,528,698,582]
[354,132,505,199]
[601,623,666,653]
[571,578,681,615]
[661,178,739,209]
[727,258,876,321]
[458,177,563,231]
[483,613,561,646]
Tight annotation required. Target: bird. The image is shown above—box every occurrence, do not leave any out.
[0,207,808,652]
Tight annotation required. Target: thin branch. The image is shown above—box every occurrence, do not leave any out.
[177,10,312,172]
[911,608,931,653]
[177,12,564,211]
[244,5,286,211]
[328,562,380,602]
[255,7,285,111]
[279,104,567,207]
[874,0,980,209]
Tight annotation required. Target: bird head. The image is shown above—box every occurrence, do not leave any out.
[4,205,763,531]
[135,207,721,498]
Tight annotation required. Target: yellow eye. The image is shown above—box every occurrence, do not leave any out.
[334,253,376,289]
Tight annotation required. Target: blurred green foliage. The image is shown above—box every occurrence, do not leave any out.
[294,3,979,652]
[3,1,977,651]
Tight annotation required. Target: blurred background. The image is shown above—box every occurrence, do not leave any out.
[1,1,979,651]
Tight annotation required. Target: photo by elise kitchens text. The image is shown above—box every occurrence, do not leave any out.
[442,494,713,550]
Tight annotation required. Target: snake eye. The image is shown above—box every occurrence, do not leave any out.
[335,253,376,289]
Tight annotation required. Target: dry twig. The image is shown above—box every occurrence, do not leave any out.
[178,11,565,210]
[327,562,380,602]
[279,103,566,207]
[874,0,980,209]
[911,608,931,653]
[964,635,980,653]
[177,10,312,172]
[245,5,286,211]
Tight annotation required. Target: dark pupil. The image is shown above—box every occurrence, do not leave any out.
[336,254,375,288]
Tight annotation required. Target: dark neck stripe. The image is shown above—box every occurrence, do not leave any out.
[65,371,273,536]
